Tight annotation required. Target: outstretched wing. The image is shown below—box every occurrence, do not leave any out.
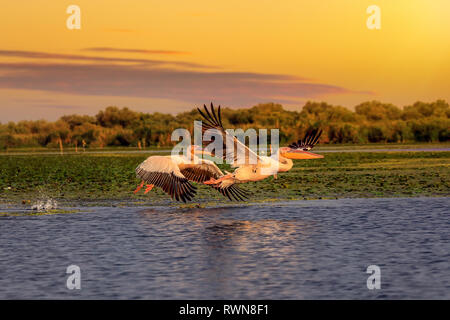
[197,103,262,166]
[180,159,249,201]
[288,129,322,151]
[179,159,224,183]
[136,156,197,202]
[211,179,250,202]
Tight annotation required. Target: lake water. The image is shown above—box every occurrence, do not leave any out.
[0,197,449,299]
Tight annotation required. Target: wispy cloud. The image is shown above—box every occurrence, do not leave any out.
[0,50,212,69]
[83,47,189,55]
[0,60,362,106]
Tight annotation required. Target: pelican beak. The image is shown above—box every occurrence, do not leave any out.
[281,149,324,159]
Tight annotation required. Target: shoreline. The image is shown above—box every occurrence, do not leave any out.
[1,142,449,156]
[1,193,449,214]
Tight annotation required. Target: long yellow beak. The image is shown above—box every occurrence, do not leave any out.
[281,150,324,159]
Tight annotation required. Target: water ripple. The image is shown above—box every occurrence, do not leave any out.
[0,197,449,299]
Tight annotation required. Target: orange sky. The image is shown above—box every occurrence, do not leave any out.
[0,0,449,121]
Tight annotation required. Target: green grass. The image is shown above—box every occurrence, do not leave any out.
[0,149,448,206]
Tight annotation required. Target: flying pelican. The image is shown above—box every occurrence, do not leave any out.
[198,103,324,186]
[134,145,249,202]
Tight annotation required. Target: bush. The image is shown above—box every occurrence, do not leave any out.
[0,100,448,148]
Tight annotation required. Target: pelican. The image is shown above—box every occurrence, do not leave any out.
[134,145,249,202]
[197,103,324,186]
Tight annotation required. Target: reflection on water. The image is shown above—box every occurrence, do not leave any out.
[137,206,316,299]
[202,217,311,298]
[0,197,449,299]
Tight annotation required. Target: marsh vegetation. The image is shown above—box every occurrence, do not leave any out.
[0,147,448,206]
[1,100,449,151]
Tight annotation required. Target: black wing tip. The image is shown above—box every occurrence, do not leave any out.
[213,184,250,202]
[289,127,323,150]
[197,102,224,129]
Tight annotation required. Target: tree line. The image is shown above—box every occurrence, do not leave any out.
[0,100,449,150]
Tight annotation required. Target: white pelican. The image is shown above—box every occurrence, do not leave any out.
[197,103,324,186]
[134,145,249,202]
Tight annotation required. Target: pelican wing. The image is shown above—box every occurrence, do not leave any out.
[211,179,250,202]
[288,129,323,151]
[197,103,262,166]
[180,159,223,183]
[180,160,249,201]
[135,156,197,202]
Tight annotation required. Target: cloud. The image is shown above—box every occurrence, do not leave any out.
[0,88,188,121]
[0,50,212,69]
[83,47,189,55]
[0,61,360,106]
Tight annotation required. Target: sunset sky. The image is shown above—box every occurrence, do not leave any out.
[0,0,449,121]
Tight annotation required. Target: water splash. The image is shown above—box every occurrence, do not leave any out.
[31,199,58,212]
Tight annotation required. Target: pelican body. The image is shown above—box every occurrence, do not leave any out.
[198,103,323,186]
[134,145,248,202]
